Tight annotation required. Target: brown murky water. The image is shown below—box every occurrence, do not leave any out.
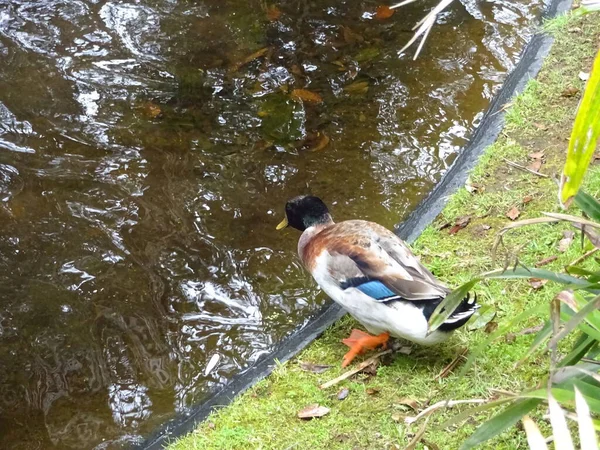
[0,0,543,447]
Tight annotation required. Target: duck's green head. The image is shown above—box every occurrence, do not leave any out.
[276,195,332,232]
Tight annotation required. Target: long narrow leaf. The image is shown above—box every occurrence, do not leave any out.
[459,398,540,450]
[560,48,600,206]
[428,278,481,332]
[558,334,596,367]
[548,392,575,450]
[548,294,600,348]
[575,387,599,450]
[575,190,600,221]
[522,416,549,450]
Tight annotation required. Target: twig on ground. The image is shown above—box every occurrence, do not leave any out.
[435,347,468,380]
[567,247,599,267]
[319,349,392,389]
[403,416,431,450]
[503,158,549,178]
[405,399,486,424]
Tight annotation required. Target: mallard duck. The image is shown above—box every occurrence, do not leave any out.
[276,195,478,367]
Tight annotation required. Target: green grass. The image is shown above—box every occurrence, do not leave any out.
[169,12,600,450]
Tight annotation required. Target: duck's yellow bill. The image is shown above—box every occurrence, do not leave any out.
[276,217,288,230]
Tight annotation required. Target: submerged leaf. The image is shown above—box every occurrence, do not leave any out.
[290,89,323,104]
[375,5,395,19]
[344,80,369,95]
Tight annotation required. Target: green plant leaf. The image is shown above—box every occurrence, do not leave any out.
[558,334,597,367]
[459,398,540,450]
[428,278,481,332]
[548,294,600,347]
[560,48,600,206]
[574,190,600,222]
[575,387,599,450]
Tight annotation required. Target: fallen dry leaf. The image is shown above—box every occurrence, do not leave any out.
[337,387,350,400]
[375,5,395,19]
[484,321,499,333]
[535,255,558,267]
[528,278,548,290]
[506,206,520,221]
[266,5,281,21]
[366,388,380,395]
[522,195,534,204]
[528,151,545,160]
[299,362,332,374]
[558,230,575,252]
[391,412,403,422]
[448,215,471,235]
[527,159,543,173]
[465,177,481,194]
[533,122,548,131]
[298,404,330,419]
[561,86,580,97]
[291,89,323,104]
[362,359,379,376]
[397,398,419,411]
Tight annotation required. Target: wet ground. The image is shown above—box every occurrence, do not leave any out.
[0,0,543,447]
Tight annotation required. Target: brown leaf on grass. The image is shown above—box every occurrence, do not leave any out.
[528,151,545,160]
[337,387,350,400]
[558,230,575,252]
[448,215,471,235]
[484,321,499,333]
[290,89,323,104]
[522,195,534,204]
[465,177,482,194]
[422,439,441,450]
[366,388,380,395]
[506,206,520,220]
[561,87,580,97]
[362,359,379,376]
[529,278,548,290]
[533,123,548,131]
[391,412,403,422]
[298,404,330,419]
[527,159,543,173]
[535,255,558,267]
[375,5,395,19]
[299,362,332,374]
[397,398,419,411]
[266,5,282,21]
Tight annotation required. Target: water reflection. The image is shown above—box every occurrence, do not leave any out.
[0,0,542,447]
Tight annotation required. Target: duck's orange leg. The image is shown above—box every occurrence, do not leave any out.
[341,329,390,368]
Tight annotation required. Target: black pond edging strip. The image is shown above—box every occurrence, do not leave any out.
[140,0,572,447]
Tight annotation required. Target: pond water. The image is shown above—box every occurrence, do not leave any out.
[0,0,544,447]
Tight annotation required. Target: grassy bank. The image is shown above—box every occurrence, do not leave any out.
[170,12,600,450]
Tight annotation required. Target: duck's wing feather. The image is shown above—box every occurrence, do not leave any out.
[309,221,449,301]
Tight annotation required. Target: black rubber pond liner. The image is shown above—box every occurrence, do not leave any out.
[141,0,571,447]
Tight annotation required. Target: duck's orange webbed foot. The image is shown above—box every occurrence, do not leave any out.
[341,329,390,368]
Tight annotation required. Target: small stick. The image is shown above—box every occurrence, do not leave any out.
[503,158,549,178]
[319,349,392,389]
[405,399,486,424]
[435,348,468,380]
[567,247,598,268]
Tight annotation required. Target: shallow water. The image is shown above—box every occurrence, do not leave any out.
[0,0,543,447]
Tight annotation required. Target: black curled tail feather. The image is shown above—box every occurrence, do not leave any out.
[420,293,480,332]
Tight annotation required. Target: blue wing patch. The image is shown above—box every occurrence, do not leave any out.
[340,277,399,301]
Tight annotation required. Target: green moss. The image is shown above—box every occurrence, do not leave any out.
[169,12,600,450]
